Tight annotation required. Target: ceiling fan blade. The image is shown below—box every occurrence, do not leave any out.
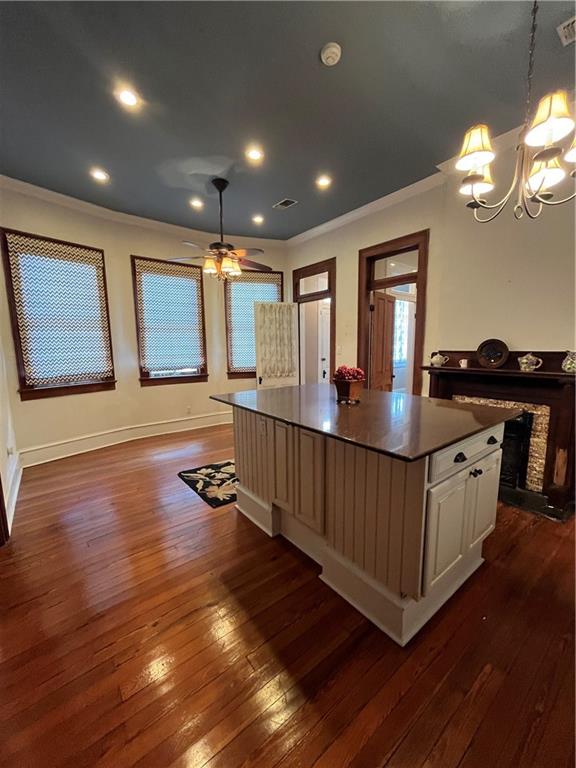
[181,240,204,249]
[172,256,205,262]
[238,258,273,272]
[231,248,265,258]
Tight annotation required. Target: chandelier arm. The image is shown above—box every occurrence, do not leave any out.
[469,146,522,210]
[472,200,511,223]
[522,195,543,219]
[532,190,576,206]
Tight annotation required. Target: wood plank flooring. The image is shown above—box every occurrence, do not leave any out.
[0,425,573,767]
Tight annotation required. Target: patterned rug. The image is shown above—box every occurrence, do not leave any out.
[178,460,238,508]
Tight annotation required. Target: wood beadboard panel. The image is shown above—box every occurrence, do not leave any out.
[325,438,425,599]
[234,409,273,504]
[273,421,293,512]
[294,428,325,534]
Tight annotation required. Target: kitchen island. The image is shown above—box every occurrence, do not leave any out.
[211,384,519,645]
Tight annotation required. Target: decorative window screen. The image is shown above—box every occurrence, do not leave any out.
[1,229,115,396]
[224,271,283,374]
[393,300,410,365]
[131,256,207,380]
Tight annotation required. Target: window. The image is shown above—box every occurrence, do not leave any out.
[393,300,410,365]
[224,271,283,376]
[131,256,208,385]
[1,228,115,400]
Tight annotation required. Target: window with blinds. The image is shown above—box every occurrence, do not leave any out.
[1,229,115,399]
[224,271,283,375]
[131,256,208,384]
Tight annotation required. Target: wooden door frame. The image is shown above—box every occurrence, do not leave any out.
[292,258,336,382]
[357,229,429,395]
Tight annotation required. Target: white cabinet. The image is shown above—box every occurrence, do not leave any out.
[424,448,501,593]
[294,428,325,534]
[424,467,470,591]
[466,451,502,550]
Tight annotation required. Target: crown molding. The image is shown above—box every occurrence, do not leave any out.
[0,175,284,249]
[287,172,445,247]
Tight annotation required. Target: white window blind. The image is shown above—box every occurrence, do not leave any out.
[132,256,207,380]
[1,229,115,396]
[224,272,283,374]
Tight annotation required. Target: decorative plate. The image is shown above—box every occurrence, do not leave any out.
[476,338,509,369]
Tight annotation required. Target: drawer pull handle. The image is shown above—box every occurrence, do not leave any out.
[454,452,467,463]
[487,435,498,445]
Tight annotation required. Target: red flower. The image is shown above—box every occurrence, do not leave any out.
[334,365,365,381]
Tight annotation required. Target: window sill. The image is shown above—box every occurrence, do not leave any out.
[227,371,257,380]
[19,380,117,401]
[139,374,209,386]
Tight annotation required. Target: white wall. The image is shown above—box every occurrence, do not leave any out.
[0,178,287,466]
[287,146,575,391]
[0,339,21,529]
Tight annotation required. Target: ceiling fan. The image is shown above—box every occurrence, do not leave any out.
[175,177,272,280]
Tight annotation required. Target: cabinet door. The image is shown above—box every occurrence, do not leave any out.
[467,451,502,550]
[273,421,293,512]
[294,428,325,533]
[424,469,469,592]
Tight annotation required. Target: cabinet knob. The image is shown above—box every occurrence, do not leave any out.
[470,469,478,478]
[454,452,467,463]
[476,468,483,476]
[487,435,498,445]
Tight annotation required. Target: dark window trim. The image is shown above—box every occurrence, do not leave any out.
[131,255,209,386]
[0,227,116,401]
[292,258,337,382]
[224,270,284,378]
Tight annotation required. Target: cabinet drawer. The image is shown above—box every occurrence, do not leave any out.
[429,424,504,484]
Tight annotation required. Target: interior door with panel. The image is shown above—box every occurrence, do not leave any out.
[254,302,299,389]
[370,292,395,391]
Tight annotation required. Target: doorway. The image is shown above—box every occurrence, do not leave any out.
[292,258,336,384]
[358,230,428,395]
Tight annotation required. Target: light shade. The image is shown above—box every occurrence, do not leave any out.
[221,256,241,276]
[455,124,495,171]
[527,156,566,194]
[202,257,218,275]
[525,91,575,147]
[565,136,576,163]
[459,165,495,196]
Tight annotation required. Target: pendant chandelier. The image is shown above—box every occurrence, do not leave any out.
[457,0,576,222]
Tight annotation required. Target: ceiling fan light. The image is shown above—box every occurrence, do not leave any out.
[459,165,495,196]
[564,136,576,163]
[455,124,495,171]
[525,90,575,147]
[220,256,237,274]
[527,156,566,193]
[203,257,218,275]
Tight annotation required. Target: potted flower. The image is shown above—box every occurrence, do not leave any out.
[333,365,366,404]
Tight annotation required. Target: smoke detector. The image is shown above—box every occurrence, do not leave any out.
[557,15,575,46]
[320,42,342,67]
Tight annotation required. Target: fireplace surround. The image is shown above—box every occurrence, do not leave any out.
[424,351,574,520]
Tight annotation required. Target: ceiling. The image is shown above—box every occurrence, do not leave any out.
[0,2,574,240]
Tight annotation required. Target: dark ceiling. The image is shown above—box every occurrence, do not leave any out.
[0,1,574,239]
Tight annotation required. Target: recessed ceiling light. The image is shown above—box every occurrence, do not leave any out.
[245,145,264,164]
[252,214,264,225]
[114,87,141,109]
[190,197,204,210]
[390,262,396,267]
[316,174,332,189]
[90,167,110,183]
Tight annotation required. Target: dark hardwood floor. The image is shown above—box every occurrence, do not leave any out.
[0,425,573,767]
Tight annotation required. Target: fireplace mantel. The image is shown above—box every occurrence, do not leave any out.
[423,351,574,518]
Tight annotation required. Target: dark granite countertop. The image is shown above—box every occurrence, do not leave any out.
[211,384,520,462]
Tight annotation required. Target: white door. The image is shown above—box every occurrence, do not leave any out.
[466,451,502,549]
[255,302,299,389]
[318,302,331,383]
[424,468,470,592]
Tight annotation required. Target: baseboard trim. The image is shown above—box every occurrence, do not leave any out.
[20,411,233,467]
[5,458,22,533]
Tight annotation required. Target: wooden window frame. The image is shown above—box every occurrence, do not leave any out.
[224,271,284,380]
[292,257,337,382]
[1,227,116,401]
[357,229,429,395]
[131,255,209,386]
